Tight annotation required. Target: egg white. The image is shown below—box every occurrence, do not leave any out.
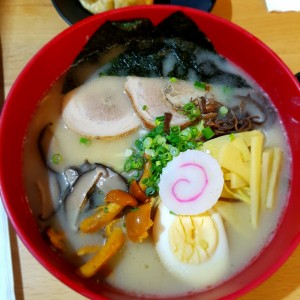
[153,202,230,288]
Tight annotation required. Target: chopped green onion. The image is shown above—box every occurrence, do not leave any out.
[186,141,198,149]
[179,129,192,141]
[51,153,62,165]
[182,102,200,121]
[170,126,180,134]
[135,139,144,151]
[124,161,132,172]
[162,152,172,161]
[104,207,109,213]
[142,105,148,111]
[180,143,189,151]
[145,186,156,196]
[196,120,205,132]
[155,146,166,155]
[124,148,133,157]
[124,153,145,172]
[150,124,164,137]
[194,81,207,90]
[169,211,176,215]
[143,137,153,149]
[170,146,179,157]
[163,143,171,151]
[145,149,155,157]
[202,126,215,140]
[219,106,229,116]
[169,77,177,83]
[229,133,235,141]
[189,126,199,138]
[183,102,195,111]
[80,137,91,146]
[155,116,165,126]
[156,136,166,145]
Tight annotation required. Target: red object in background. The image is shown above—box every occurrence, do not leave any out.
[0,5,299,300]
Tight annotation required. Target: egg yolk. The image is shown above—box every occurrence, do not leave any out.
[168,213,218,264]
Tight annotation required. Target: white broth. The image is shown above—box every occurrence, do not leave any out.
[23,71,290,297]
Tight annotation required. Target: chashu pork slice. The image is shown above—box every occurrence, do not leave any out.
[62,76,141,139]
[164,78,208,108]
[124,77,206,128]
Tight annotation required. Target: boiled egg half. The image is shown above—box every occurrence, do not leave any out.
[153,202,230,288]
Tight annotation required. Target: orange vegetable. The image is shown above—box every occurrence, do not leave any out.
[138,161,151,192]
[129,180,149,203]
[77,227,125,278]
[125,203,153,243]
[79,203,123,233]
[47,228,65,251]
[80,190,139,233]
[105,218,121,236]
[105,189,138,207]
[76,245,101,256]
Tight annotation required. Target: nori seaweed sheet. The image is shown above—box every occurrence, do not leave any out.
[62,12,248,94]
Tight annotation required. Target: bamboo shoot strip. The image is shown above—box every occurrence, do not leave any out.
[261,149,273,205]
[250,132,264,228]
[266,148,283,209]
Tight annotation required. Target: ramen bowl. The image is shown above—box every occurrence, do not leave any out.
[0,5,300,300]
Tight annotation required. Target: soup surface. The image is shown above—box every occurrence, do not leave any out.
[23,12,290,298]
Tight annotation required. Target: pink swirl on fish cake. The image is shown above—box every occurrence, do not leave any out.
[171,162,208,203]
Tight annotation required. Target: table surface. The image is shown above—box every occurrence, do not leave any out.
[1,0,300,299]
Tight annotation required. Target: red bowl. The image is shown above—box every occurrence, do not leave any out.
[1,5,300,300]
